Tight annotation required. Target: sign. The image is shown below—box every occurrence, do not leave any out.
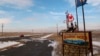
[62,31,92,46]
[62,31,93,56]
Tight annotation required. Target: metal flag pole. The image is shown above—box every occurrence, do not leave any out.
[75,0,79,31]
[81,1,87,56]
[82,2,93,56]
[65,11,69,30]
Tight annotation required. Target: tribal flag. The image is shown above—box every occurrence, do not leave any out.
[76,0,87,7]
[66,13,74,22]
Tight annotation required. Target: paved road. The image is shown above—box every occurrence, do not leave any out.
[0,40,53,56]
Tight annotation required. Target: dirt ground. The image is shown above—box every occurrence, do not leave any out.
[0,32,48,37]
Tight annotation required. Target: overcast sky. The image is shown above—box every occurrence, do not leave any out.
[0,0,100,32]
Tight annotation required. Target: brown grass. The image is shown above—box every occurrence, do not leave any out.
[0,32,49,37]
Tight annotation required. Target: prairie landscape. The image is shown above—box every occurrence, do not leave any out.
[0,30,100,56]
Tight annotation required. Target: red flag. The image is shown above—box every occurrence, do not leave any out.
[66,13,74,22]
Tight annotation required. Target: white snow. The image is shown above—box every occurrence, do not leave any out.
[88,41,100,56]
[93,50,99,55]
[89,47,99,56]
[40,34,53,39]
[0,41,20,49]
[48,40,58,56]
[93,41,100,47]
[15,44,24,47]
[30,34,53,43]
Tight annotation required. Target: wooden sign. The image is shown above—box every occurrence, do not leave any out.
[62,31,93,56]
[62,31,92,46]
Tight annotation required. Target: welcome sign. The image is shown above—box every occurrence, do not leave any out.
[62,31,92,46]
[62,31,93,56]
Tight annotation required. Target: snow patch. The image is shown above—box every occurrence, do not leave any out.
[89,49,99,56]
[40,34,53,39]
[15,44,24,47]
[89,41,100,56]
[48,40,58,56]
[0,41,20,49]
[93,41,100,47]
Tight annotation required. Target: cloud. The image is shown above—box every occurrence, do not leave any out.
[39,6,46,10]
[0,18,12,24]
[78,15,99,20]
[22,12,65,25]
[64,0,75,6]
[0,10,6,14]
[31,12,65,22]
[0,0,34,9]
[78,22,100,30]
[0,10,13,24]
[26,9,32,12]
[49,11,65,16]
[32,13,49,19]
[87,0,100,6]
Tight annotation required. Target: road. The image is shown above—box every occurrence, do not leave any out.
[0,40,53,56]
[0,34,55,56]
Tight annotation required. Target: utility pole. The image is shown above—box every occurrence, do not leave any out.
[32,29,34,36]
[56,24,58,35]
[2,23,4,36]
[32,29,34,33]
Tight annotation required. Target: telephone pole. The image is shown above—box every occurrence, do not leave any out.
[56,24,58,35]
[2,23,4,36]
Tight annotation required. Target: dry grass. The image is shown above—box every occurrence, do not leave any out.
[0,32,33,36]
[0,32,49,37]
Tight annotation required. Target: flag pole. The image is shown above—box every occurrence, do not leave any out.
[81,1,87,56]
[82,3,93,56]
[75,0,79,31]
[66,11,69,30]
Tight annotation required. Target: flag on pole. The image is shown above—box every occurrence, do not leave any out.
[66,13,74,22]
[76,0,87,7]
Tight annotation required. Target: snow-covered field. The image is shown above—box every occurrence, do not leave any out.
[93,41,100,47]
[92,41,100,55]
